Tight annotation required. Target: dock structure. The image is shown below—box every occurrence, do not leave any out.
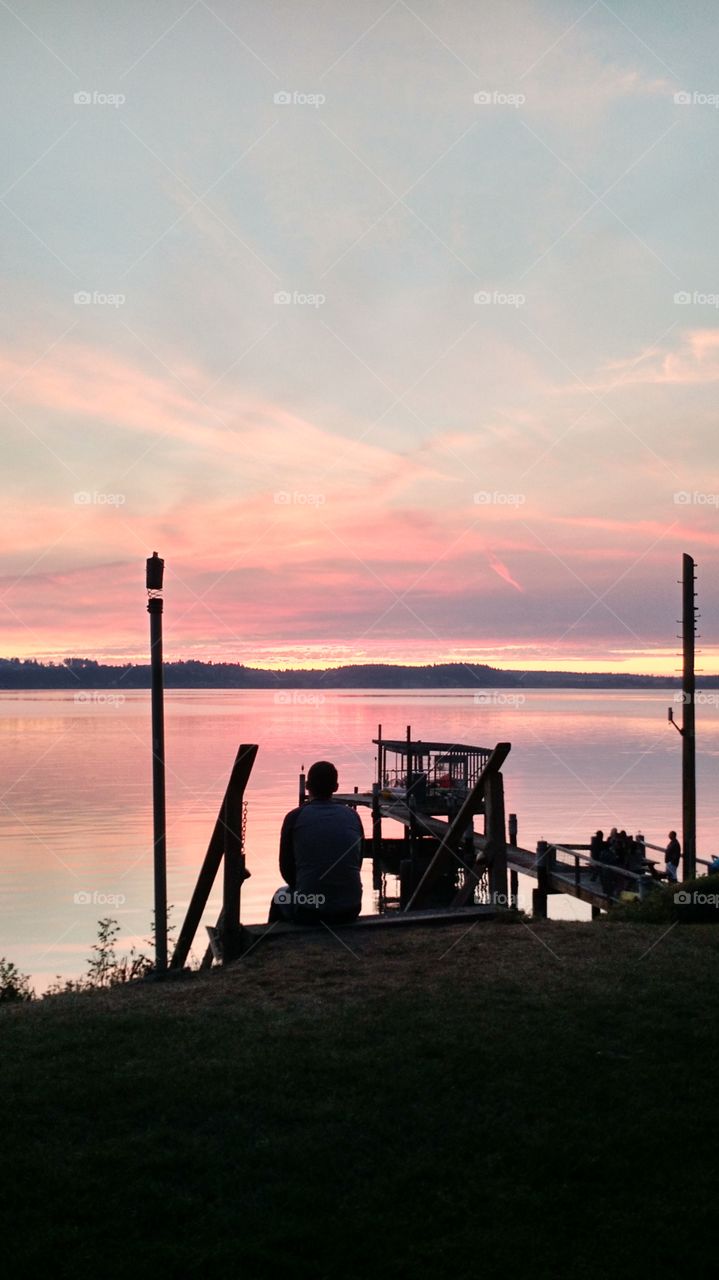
[331,727,682,920]
[169,728,692,969]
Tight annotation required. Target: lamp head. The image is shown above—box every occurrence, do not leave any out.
[146,552,164,591]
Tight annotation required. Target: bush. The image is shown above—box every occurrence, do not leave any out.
[44,918,154,997]
[0,957,34,1002]
[609,873,719,924]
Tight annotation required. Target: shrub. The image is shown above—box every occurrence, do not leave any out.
[0,957,34,1003]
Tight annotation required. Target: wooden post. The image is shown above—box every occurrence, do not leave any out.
[170,744,258,969]
[682,552,697,880]
[485,770,508,906]
[510,868,518,909]
[508,812,518,846]
[221,768,246,964]
[533,839,548,919]
[299,769,306,806]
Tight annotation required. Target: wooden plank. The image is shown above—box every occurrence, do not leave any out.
[221,747,256,962]
[170,744,257,969]
[241,904,496,946]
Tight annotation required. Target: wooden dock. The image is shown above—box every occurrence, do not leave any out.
[334,790,666,916]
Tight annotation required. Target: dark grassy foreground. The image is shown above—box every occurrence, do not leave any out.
[2,919,718,1279]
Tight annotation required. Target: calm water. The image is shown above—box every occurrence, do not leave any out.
[1,688,717,990]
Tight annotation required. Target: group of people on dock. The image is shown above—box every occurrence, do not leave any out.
[589,827,681,898]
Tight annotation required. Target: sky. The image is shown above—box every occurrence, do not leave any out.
[1,0,718,674]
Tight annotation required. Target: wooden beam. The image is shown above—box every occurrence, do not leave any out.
[170,744,258,969]
[451,768,507,908]
[403,742,511,911]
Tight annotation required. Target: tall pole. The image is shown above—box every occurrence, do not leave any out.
[682,552,697,880]
[146,552,167,974]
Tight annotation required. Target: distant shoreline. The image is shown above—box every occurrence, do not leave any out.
[1,658,715,691]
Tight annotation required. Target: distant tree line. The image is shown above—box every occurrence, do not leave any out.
[0,656,707,689]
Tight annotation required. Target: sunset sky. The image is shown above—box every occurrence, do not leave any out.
[2,0,718,674]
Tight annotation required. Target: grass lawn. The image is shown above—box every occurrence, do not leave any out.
[1,918,717,1278]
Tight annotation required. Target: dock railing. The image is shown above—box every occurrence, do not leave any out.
[546,843,660,902]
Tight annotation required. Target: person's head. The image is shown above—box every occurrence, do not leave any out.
[596,830,603,839]
[307,760,338,800]
[669,830,677,839]
[610,827,617,837]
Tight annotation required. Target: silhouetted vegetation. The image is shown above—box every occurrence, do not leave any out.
[0,655,704,690]
[0,957,33,1003]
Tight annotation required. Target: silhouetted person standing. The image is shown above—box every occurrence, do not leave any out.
[665,831,681,883]
[270,760,364,925]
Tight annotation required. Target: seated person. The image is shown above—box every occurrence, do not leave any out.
[269,760,364,925]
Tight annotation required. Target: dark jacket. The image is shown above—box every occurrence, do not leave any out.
[666,837,681,866]
[279,799,363,915]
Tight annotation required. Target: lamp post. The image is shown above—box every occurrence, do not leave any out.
[146,551,167,974]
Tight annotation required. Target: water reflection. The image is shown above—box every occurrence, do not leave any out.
[1,688,716,989]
